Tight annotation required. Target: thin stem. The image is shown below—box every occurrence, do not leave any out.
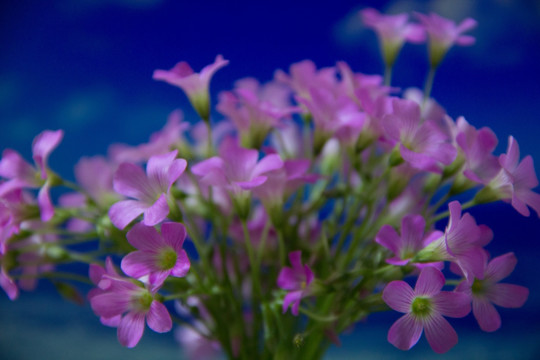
[423,65,437,107]
[384,64,393,87]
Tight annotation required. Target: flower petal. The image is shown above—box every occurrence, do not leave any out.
[423,314,458,354]
[118,311,146,348]
[146,300,172,333]
[121,251,157,279]
[489,283,529,308]
[142,193,170,226]
[473,299,501,332]
[160,222,187,252]
[433,291,471,318]
[415,267,444,296]
[387,313,423,351]
[108,200,147,230]
[383,281,414,313]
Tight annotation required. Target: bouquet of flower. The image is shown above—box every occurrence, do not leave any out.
[0,8,537,359]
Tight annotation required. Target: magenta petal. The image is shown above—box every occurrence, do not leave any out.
[160,222,187,251]
[142,194,169,226]
[423,314,458,354]
[473,299,501,332]
[37,182,54,221]
[171,250,190,278]
[382,281,414,313]
[108,200,147,230]
[387,314,423,351]
[127,223,164,251]
[90,292,130,318]
[101,315,122,328]
[146,301,172,333]
[490,283,529,308]
[114,163,155,202]
[32,129,64,179]
[415,267,444,296]
[375,225,401,254]
[252,154,284,178]
[277,268,301,290]
[433,291,471,318]
[118,311,146,348]
[282,290,303,315]
[486,252,516,282]
[0,149,36,183]
[401,215,426,250]
[121,251,157,279]
[0,268,18,300]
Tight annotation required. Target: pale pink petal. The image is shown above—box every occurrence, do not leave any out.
[113,163,155,202]
[375,225,401,254]
[251,154,284,178]
[432,291,471,318]
[90,292,130,318]
[387,314,423,351]
[37,181,54,221]
[118,311,146,348]
[126,223,163,251]
[121,251,157,279]
[415,267,444,296]
[108,200,147,230]
[423,314,458,354]
[171,250,190,278]
[473,299,501,332]
[146,301,172,333]
[383,281,414,313]
[32,129,64,179]
[489,283,529,308]
[485,252,516,283]
[142,194,170,226]
[160,222,187,251]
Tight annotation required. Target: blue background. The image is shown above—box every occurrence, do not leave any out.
[1,0,540,359]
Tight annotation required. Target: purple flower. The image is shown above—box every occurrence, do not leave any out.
[191,137,283,196]
[455,252,528,332]
[277,251,314,316]
[108,150,187,229]
[419,201,492,280]
[375,214,442,266]
[414,12,477,67]
[486,136,540,217]
[361,8,425,66]
[383,267,471,353]
[0,130,64,221]
[455,117,500,184]
[153,55,229,120]
[109,110,189,164]
[382,98,456,173]
[88,257,123,327]
[0,263,18,300]
[274,60,337,101]
[90,272,172,348]
[121,222,190,287]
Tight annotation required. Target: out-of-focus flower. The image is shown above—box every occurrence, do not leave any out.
[277,250,314,316]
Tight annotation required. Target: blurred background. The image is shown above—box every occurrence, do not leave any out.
[1,0,540,359]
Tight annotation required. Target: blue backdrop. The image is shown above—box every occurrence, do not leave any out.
[1,0,539,359]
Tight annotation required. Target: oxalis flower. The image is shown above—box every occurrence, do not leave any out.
[0,129,64,221]
[89,273,172,348]
[277,251,314,316]
[383,266,471,353]
[153,55,229,121]
[455,252,528,332]
[121,222,190,287]
[108,150,187,230]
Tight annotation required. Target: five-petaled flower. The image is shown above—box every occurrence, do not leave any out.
[383,266,471,353]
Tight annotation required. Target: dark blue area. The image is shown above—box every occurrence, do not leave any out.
[1,0,540,358]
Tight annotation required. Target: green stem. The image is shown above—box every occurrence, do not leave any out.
[384,64,393,87]
[423,65,437,107]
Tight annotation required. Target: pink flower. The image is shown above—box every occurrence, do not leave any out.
[383,267,471,353]
[382,98,456,173]
[153,55,229,120]
[109,110,189,164]
[0,264,18,300]
[0,130,64,221]
[361,8,425,66]
[277,251,314,316]
[414,12,477,67]
[89,270,172,348]
[455,117,500,184]
[485,136,540,217]
[419,201,492,280]
[274,60,337,101]
[88,257,123,327]
[108,150,187,229]
[121,222,190,287]
[191,137,283,217]
[217,79,299,148]
[375,214,442,266]
[455,252,528,332]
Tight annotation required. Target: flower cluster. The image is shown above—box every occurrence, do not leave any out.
[0,7,536,359]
